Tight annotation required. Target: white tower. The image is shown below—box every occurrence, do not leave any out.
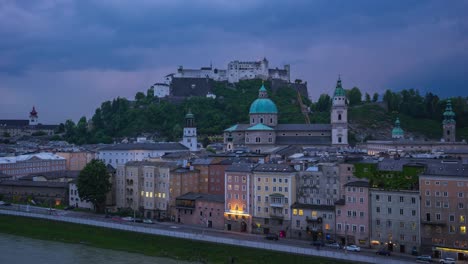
[331,77,348,146]
[182,110,198,151]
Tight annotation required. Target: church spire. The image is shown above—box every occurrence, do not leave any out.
[334,75,346,97]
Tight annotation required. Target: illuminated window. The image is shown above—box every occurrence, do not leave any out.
[149,192,153,198]
[293,209,298,215]
[325,224,330,230]
[311,211,317,217]
[162,193,165,198]
[460,226,466,234]
[460,215,466,223]
[299,210,304,216]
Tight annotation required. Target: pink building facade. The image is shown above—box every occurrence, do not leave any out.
[335,180,370,247]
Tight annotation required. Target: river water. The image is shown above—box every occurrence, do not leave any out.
[0,233,190,264]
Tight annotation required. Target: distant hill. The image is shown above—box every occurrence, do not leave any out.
[59,79,468,145]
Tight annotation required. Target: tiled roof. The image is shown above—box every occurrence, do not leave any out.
[0,180,68,188]
[225,163,255,172]
[176,192,224,203]
[98,143,188,151]
[253,163,296,173]
[19,170,80,181]
[275,124,332,131]
[247,123,274,131]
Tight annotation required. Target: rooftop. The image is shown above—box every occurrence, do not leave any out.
[99,143,188,151]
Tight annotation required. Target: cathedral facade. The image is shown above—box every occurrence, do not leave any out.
[223,78,348,153]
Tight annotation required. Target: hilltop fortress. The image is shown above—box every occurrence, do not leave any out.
[153,58,307,100]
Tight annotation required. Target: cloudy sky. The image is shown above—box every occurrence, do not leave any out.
[1,0,467,124]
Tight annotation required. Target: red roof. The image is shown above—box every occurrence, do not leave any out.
[30,106,38,116]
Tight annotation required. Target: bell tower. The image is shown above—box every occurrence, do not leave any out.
[331,77,348,146]
[182,110,198,151]
[29,106,38,126]
[442,99,456,142]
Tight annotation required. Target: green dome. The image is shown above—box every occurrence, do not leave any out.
[392,118,404,136]
[334,77,346,97]
[249,98,278,114]
[392,127,404,136]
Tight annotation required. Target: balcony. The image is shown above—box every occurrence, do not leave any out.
[421,220,446,226]
[270,203,283,208]
[270,212,284,219]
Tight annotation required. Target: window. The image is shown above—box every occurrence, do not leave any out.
[459,203,464,209]
[352,225,357,233]
[293,209,298,215]
[425,200,431,207]
[399,196,404,203]
[376,219,380,226]
[460,215,466,223]
[359,212,364,217]
[443,191,448,197]
[449,215,455,222]
[388,196,392,202]
[265,196,269,203]
[387,220,392,227]
[376,207,380,213]
[400,222,405,228]
[436,213,441,221]
[460,226,466,235]
[375,195,380,201]
[296,220,300,227]
[257,186,261,191]
[458,192,464,198]
[359,197,364,204]
[400,209,404,215]
[400,234,405,241]
[299,210,304,216]
[388,208,392,214]
[337,223,342,231]
[425,190,430,196]
[257,196,261,202]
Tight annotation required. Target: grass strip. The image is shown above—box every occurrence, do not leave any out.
[0,215,352,264]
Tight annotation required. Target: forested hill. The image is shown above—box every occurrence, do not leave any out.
[60,79,468,145]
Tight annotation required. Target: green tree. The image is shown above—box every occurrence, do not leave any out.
[315,94,331,112]
[77,159,111,213]
[372,93,379,102]
[347,87,362,106]
[365,93,371,103]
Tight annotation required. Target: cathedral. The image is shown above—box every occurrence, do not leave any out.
[223,78,348,153]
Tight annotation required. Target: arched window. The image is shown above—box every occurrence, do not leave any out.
[260,118,264,123]
[338,114,342,121]
[338,137,342,143]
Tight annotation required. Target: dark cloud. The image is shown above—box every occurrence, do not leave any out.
[0,0,467,123]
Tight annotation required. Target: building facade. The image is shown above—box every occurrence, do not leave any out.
[224,163,254,233]
[176,192,224,229]
[369,189,421,254]
[0,153,66,180]
[291,203,335,241]
[335,181,370,247]
[419,161,468,260]
[251,164,297,236]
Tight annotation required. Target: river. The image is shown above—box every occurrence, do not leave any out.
[0,233,190,264]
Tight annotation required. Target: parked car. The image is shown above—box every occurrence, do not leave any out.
[344,245,361,252]
[122,217,134,222]
[111,216,122,222]
[416,255,432,263]
[439,258,455,264]
[325,242,341,249]
[134,218,143,223]
[143,219,154,224]
[264,233,279,241]
[376,248,391,256]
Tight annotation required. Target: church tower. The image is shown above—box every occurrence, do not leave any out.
[391,117,404,139]
[29,106,38,126]
[182,110,198,151]
[331,77,348,146]
[442,99,456,142]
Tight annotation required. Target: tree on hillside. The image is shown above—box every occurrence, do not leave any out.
[77,159,111,213]
[372,93,379,102]
[315,94,331,112]
[365,93,371,103]
[347,87,362,106]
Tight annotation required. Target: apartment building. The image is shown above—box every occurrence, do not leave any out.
[0,152,66,180]
[335,180,370,247]
[419,161,468,260]
[291,203,335,241]
[224,163,254,233]
[370,189,421,254]
[252,164,296,236]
